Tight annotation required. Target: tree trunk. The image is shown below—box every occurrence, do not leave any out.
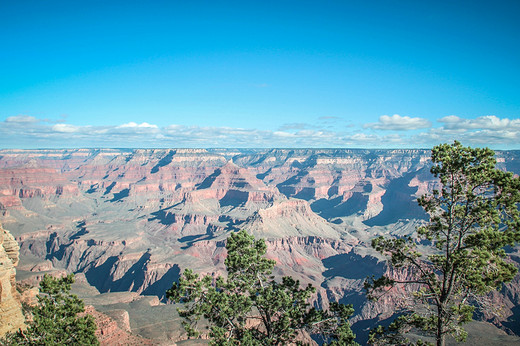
[437,334,445,346]
[436,305,445,346]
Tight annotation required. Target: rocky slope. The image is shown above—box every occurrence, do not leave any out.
[84,305,155,346]
[0,224,25,336]
[0,148,519,343]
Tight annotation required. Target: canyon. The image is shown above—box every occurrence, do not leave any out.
[0,148,519,344]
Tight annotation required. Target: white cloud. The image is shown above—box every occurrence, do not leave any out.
[439,115,520,131]
[1,114,519,149]
[384,134,405,142]
[165,124,183,130]
[117,122,158,129]
[52,124,80,133]
[91,128,109,134]
[417,128,520,146]
[408,115,520,148]
[273,131,295,138]
[365,114,432,131]
[350,133,378,141]
[111,122,160,135]
[5,115,39,123]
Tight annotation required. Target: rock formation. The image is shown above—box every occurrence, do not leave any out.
[84,305,154,346]
[0,148,519,343]
[0,224,25,336]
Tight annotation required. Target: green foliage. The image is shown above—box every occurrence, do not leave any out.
[365,141,520,346]
[167,230,358,345]
[368,314,434,346]
[2,274,98,346]
[319,302,358,346]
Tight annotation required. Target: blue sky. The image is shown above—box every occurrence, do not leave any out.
[1,0,519,149]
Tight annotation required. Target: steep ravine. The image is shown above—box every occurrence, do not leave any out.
[1,148,519,343]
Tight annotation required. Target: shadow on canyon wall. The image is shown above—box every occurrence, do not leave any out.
[196,169,222,189]
[322,252,385,280]
[85,256,120,293]
[321,252,387,344]
[142,265,181,300]
[85,255,180,300]
[220,190,249,207]
[311,193,369,219]
[150,150,175,174]
[364,172,428,227]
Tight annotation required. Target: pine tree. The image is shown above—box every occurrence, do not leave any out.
[167,230,358,345]
[3,274,98,345]
[365,141,520,346]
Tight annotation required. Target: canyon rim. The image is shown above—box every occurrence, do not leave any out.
[1,148,520,344]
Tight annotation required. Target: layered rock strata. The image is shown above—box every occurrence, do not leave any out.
[0,224,25,336]
[0,148,519,342]
[84,305,154,346]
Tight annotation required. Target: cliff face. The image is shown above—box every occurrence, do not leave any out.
[1,148,519,341]
[0,224,25,336]
[84,306,154,346]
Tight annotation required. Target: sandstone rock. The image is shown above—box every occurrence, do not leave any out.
[84,305,155,345]
[1,148,519,343]
[0,224,25,336]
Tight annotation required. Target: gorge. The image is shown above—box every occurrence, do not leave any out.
[1,148,519,344]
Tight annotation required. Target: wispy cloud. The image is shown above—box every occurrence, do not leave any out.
[438,115,520,131]
[52,124,81,133]
[415,129,520,146]
[5,115,39,123]
[111,122,160,135]
[117,122,158,129]
[415,115,520,146]
[364,114,432,131]
[318,116,341,121]
[1,114,518,149]
[278,123,313,131]
[279,116,352,133]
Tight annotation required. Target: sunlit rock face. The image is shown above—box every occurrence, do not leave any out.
[0,224,25,336]
[1,148,519,341]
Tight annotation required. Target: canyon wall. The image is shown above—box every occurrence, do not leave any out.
[0,224,25,336]
[1,148,519,342]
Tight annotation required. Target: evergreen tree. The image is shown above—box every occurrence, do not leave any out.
[167,230,358,345]
[3,274,98,346]
[365,141,520,346]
